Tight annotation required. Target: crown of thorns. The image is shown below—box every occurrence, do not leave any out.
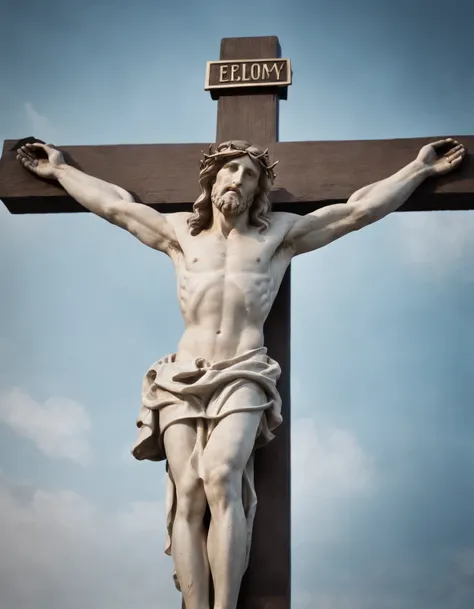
[200,140,278,184]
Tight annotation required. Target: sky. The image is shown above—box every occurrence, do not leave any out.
[1,0,474,608]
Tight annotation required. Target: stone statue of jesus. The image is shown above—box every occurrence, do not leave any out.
[17,138,465,609]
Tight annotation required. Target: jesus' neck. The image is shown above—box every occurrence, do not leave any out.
[209,206,251,238]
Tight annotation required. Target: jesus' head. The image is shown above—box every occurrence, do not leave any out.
[187,140,278,236]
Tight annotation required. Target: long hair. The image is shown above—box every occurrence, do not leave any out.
[187,140,278,236]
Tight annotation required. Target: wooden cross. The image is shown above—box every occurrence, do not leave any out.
[1,35,474,609]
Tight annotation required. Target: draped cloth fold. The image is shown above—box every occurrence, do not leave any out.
[131,346,282,580]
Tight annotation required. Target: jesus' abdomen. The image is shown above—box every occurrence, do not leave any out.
[176,268,280,361]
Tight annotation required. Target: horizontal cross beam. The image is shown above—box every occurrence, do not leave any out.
[1,136,473,214]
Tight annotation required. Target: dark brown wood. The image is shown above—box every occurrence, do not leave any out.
[241,271,291,609]
[216,37,281,145]
[212,36,291,609]
[2,136,473,215]
[206,58,291,94]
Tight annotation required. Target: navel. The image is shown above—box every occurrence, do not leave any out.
[192,257,198,263]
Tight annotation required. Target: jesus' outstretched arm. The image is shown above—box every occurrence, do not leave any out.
[17,142,178,254]
[285,138,466,256]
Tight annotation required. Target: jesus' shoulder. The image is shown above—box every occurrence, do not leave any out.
[124,205,353,261]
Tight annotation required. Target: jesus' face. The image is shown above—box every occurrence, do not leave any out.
[211,155,260,217]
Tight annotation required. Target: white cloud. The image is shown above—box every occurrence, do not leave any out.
[115,500,163,535]
[293,419,373,496]
[452,547,474,577]
[0,388,92,465]
[24,102,59,144]
[391,211,474,278]
[292,418,374,543]
[0,473,175,609]
[294,550,474,609]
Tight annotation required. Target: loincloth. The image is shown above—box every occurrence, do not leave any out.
[131,346,282,575]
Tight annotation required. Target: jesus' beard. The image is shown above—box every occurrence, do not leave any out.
[211,189,252,217]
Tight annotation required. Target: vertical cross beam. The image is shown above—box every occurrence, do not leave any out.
[216,36,291,609]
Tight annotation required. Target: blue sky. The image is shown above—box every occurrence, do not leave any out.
[1,1,474,608]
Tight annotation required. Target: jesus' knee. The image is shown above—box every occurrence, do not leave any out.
[175,475,207,525]
[203,464,242,513]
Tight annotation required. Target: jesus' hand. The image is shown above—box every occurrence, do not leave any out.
[17,143,66,180]
[416,138,466,176]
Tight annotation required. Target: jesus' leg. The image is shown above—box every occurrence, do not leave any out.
[201,383,266,609]
[163,420,209,609]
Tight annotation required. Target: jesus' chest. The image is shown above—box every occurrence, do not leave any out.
[169,224,293,319]
[173,239,283,321]
[175,233,281,275]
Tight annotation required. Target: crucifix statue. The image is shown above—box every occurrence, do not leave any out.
[1,36,472,609]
